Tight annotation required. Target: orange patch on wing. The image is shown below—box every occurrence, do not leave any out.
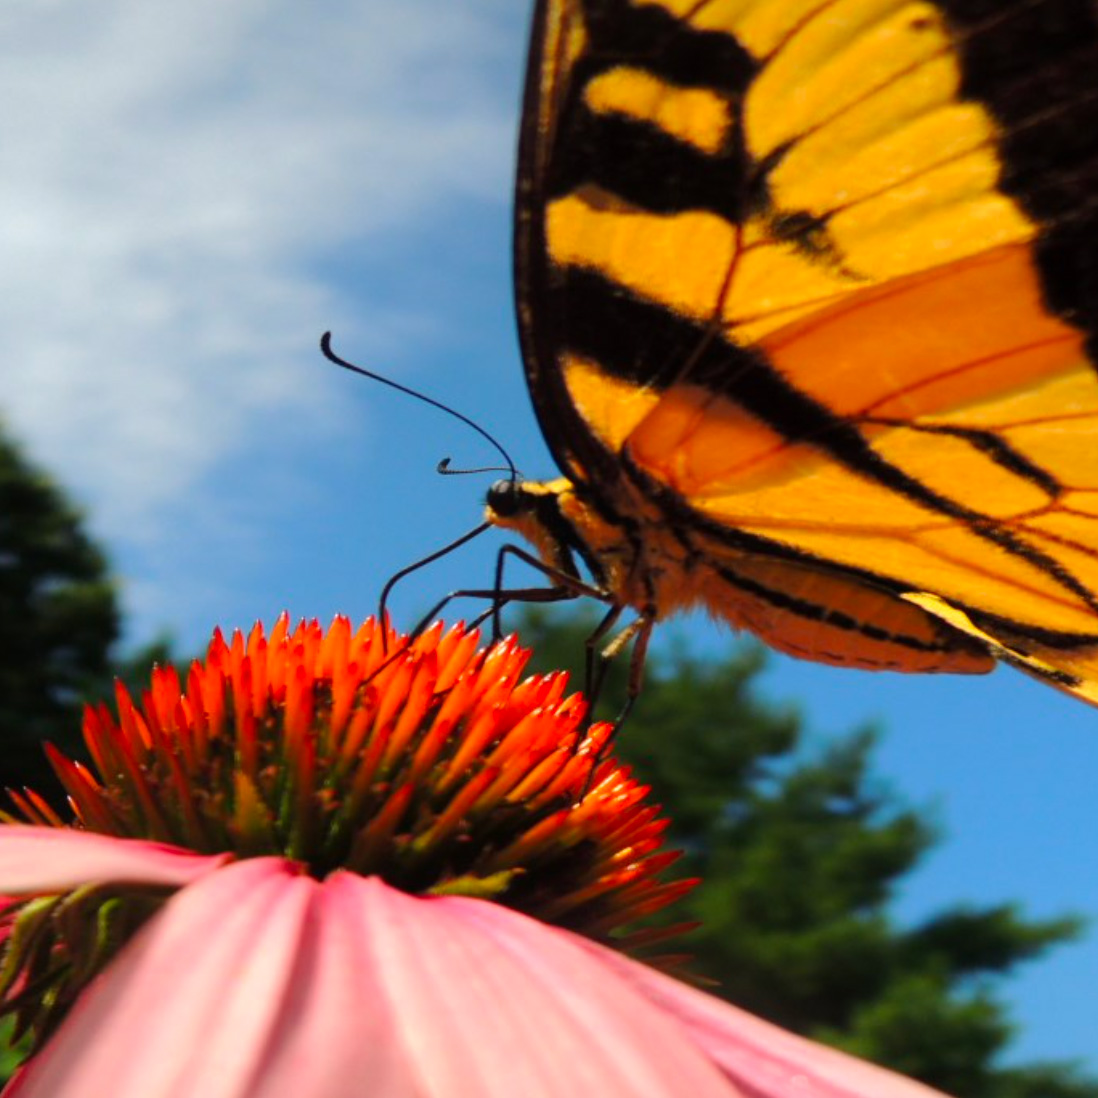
[625,245,1087,499]
[761,244,1085,420]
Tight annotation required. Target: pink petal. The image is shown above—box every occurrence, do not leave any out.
[8,859,415,1098]
[0,826,229,893]
[582,940,954,1098]
[5,867,952,1098]
[338,876,746,1098]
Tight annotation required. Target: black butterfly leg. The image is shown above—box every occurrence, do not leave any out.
[575,608,656,798]
[583,603,624,711]
[484,542,612,640]
[398,542,609,646]
[406,580,578,643]
[587,607,655,728]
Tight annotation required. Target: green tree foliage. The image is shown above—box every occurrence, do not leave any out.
[0,420,173,803]
[517,606,1096,1098]
[0,421,119,797]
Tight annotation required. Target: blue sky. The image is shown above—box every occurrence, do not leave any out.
[1,0,1095,1077]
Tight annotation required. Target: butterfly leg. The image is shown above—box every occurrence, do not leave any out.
[588,608,655,728]
[575,609,656,799]
[405,581,577,646]
[378,520,494,652]
[492,542,608,600]
[485,541,612,640]
[352,580,591,706]
[582,603,625,710]
[401,537,609,646]
[464,585,580,636]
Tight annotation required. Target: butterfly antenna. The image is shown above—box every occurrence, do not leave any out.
[320,332,518,482]
[436,457,519,477]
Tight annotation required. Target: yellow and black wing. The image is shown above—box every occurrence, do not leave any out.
[512,0,1098,701]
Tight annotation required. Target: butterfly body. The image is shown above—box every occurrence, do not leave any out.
[488,474,708,620]
[490,0,1098,704]
[488,469,998,673]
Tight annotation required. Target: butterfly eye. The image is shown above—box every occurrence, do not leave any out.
[486,479,524,517]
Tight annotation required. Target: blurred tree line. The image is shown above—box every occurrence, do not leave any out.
[0,420,170,804]
[1,416,1094,1096]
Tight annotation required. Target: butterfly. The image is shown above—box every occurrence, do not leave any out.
[483,0,1098,707]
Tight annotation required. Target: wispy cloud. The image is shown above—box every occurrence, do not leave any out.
[0,0,517,544]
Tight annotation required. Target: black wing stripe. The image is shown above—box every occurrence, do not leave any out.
[544,2,755,217]
[581,0,757,93]
[706,500,1098,655]
[868,421,1064,499]
[545,108,751,222]
[942,0,1098,350]
[712,563,965,654]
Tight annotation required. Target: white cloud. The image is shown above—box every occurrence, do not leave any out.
[0,0,517,540]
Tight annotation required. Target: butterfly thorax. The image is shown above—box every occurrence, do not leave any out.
[485,476,708,620]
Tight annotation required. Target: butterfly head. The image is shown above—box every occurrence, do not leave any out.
[485,476,588,580]
[485,477,570,546]
[485,475,633,599]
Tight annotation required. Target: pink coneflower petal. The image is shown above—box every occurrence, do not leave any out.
[10,860,745,1098]
[343,876,743,1097]
[0,827,228,894]
[6,859,409,1098]
[587,943,951,1098]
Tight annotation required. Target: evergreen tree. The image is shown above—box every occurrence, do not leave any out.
[0,420,173,802]
[518,606,1096,1098]
[0,421,119,796]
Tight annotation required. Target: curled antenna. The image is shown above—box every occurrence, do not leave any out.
[320,332,517,482]
[437,457,518,477]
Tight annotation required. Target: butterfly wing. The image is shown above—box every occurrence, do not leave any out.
[515,0,1098,700]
